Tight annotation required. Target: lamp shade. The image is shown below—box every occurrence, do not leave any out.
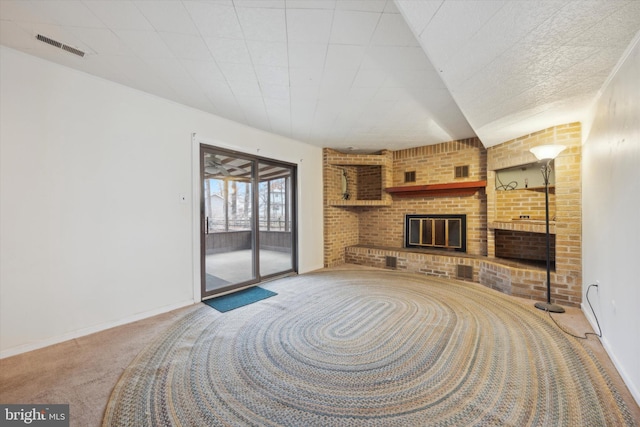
[530,144,566,160]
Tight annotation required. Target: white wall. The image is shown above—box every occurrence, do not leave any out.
[0,47,324,357]
[582,35,640,404]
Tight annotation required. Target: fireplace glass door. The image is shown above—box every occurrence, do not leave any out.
[406,214,466,252]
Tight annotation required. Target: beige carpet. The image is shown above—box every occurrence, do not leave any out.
[103,270,636,426]
[0,303,200,426]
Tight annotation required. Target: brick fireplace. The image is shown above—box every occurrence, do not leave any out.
[323,123,582,307]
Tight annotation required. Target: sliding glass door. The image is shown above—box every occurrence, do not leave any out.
[258,160,295,277]
[201,145,296,299]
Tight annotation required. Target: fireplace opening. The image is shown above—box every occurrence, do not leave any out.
[405,214,466,252]
[494,229,554,269]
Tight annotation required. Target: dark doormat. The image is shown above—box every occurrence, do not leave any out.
[204,287,277,313]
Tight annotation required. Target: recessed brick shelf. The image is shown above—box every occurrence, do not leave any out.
[385,180,487,198]
[489,220,556,234]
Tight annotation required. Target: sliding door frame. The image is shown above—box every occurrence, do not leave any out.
[199,143,297,300]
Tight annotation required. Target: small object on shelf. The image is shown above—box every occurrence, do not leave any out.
[341,169,350,200]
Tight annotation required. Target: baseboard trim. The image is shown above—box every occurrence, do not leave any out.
[0,299,197,359]
[582,302,640,407]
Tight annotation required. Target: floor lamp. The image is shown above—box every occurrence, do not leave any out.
[530,144,566,313]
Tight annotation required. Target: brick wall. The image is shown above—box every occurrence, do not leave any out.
[324,206,359,267]
[487,122,582,306]
[494,188,554,222]
[323,149,392,267]
[393,138,485,186]
[357,166,382,200]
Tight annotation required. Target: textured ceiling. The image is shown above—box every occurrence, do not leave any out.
[1,0,639,151]
[397,0,640,147]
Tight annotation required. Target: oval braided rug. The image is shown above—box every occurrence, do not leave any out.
[103,270,635,426]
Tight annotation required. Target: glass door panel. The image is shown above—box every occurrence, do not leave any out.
[434,219,446,246]
[258,161,295,278]
[422,219,432,245]
[202,149,256,296]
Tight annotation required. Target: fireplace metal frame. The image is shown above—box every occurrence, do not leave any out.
[404,214,467,252]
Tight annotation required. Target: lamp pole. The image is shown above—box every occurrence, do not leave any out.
[529,145,566,313]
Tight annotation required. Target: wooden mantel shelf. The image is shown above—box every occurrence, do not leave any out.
[385,180,487,198]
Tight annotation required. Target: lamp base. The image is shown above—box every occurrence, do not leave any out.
[535,301,565,313]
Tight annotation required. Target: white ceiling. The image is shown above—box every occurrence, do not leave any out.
[1,1,638,151]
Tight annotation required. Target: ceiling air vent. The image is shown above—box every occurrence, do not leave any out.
[36,34,62,49]
[36,34,85,58]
